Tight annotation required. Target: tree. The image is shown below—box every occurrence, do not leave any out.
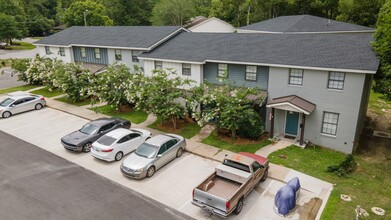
[0,0,28,40]
[100,0,154,25]
[88,64,142,109]
[372,0,391,100]
[131,69,192,129]
[151,0,195,25]
[189,82,264,139]
[21,0,55,36]
[0,13,24,45]
[337,0,385,27]
[64,0,113,27]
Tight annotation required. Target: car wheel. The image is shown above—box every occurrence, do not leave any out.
[83,142,92,153]
[35,103,43,110]
[234,198,244,215]
[115,152,123,161]
[260,168,269,182]
[176,148,183,158]
[146,166,155,178]
[2,111,12,118]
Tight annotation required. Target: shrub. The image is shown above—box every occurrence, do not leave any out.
[327,154,357,177]
[11,58,30,82]
[237,110,265,140]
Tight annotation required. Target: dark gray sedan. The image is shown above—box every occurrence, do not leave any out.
[61,118,131,152]
[121,134,186,179]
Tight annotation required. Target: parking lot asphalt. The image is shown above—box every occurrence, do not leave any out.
[0,107,331,220]
[0,130,191,220]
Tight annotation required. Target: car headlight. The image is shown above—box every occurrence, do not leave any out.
[135,168,144,173]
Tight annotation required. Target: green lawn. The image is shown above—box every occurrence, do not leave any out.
[9,41,36,50]
[31,87,63,98]
[148,118,202,139]
[0,59,12,67]
[0,85,40,94]
[55,96,92,106]
[269,145,391,220]
[90,105,148,124]
[368,89,391,115]
[202,130,271,153]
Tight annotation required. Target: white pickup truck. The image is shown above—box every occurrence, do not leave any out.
[192,152,269,218]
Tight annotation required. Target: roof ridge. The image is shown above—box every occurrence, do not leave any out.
[284,15,307,32]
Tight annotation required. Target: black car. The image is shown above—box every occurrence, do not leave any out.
[61,117,131,152]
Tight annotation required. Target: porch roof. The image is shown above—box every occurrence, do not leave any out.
[266,95,316,115]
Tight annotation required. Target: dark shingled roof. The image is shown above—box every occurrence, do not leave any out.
[237,15,374,33]
[139,32,379,72]
[267,95,316,114]
[35,26,182,49]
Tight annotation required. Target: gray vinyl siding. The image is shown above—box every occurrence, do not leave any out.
[353,74,372,152]
[203,63,269,90]
[73,47,109,65]
[266,67,369,154]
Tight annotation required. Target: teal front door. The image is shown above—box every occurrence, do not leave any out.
[285,112,299,136]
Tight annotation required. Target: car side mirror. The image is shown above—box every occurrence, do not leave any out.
[157,154,162,158]
[10,104,15,107]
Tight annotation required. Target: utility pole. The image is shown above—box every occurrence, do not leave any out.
[247,6,250,26]
[83,10,88,26]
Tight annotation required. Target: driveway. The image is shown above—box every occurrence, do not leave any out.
[0,130,190,220]
[0,107,330,219]
[0,38,39,59]
[0,67,25,89]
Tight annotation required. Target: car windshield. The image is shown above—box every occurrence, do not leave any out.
[96,135,116,146]
[79,124,99,135]
[0,98,15,107]
[135,143,158,159]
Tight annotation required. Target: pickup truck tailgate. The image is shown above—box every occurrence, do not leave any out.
[193,188,227,213]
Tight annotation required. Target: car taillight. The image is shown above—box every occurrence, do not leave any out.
[40,97,45,100]
[192,189,195,199]
[226,201,230,210]
[102,149,113,152]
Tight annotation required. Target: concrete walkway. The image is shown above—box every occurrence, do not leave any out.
[26,88,333,220]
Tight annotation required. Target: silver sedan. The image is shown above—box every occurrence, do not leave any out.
[121,134,186,179]
[0,91,46,118]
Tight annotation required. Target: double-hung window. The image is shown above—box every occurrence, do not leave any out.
[182,63,191,76]
[45,46,51,55]
[115,49,122,61]
[80,47,86,58]
[245,66,257,81]
[132,50,140,63]
[321,112,339,136]
[328,72,345,90]
[155,61,163,70]
[218,63,228,78]
[94,48,101,59]
[289,68,304,85]
[59,47,65,56]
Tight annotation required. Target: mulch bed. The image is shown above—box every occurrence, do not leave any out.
[215,130,269,145]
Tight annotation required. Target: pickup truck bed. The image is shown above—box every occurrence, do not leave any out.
[204,175,241,200]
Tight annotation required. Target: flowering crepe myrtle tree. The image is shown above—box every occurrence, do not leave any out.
[52,62,92,102]
[189,82,263,139]
[132,69,193,129]
[22,54,58,86]
[88,64,142,109]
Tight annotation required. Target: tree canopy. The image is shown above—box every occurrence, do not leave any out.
[63,0,113,27]
[372,0,391,100]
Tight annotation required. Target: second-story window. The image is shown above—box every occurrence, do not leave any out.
[132,50,140,63]
[289,68,304,85]
[94,48,101,59]
[80,47,86,58]
[155,61,163,70]
[59,47,65,56]
[182,63,191,76]
[45,46,51,55]
[245,65,257,81]
[218,63,228,78]
[115,49,122,61]
[328,72,345,90]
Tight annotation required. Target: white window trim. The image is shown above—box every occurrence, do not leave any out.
[115,49,122,61]
[245,65,257,81]
[289,68,304,85]
[321,111,339,136]
[182,63,191,76]
[218,63,228,78]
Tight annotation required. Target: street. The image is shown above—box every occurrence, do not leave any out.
[0,130,191,220]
